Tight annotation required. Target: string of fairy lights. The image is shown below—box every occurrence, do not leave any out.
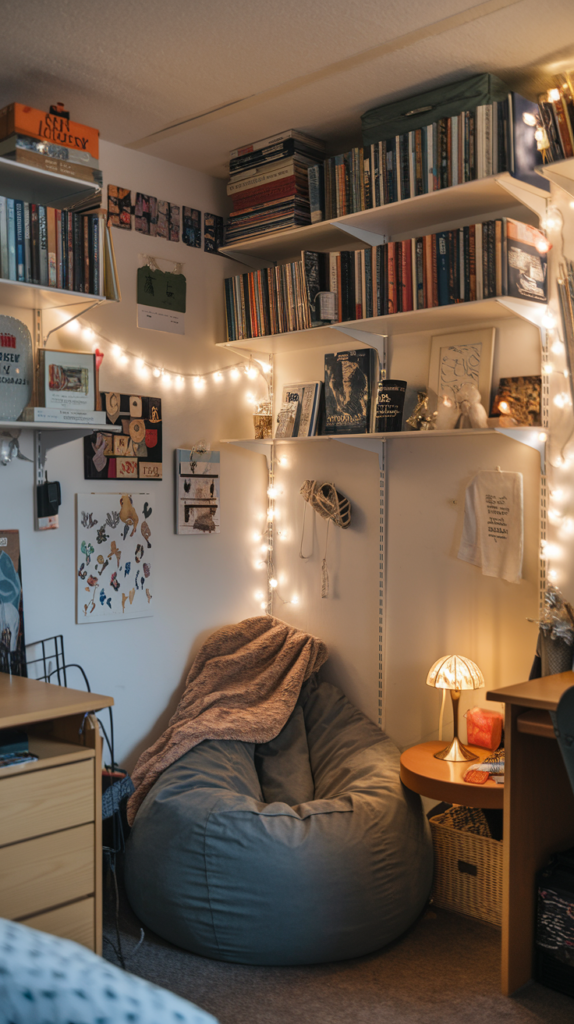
[56,253,574,610]
[57,314,298,615]
[60,316,272,397]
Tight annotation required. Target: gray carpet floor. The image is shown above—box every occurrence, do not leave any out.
[103,864,573,1024]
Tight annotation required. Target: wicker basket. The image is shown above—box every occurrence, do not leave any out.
[429,809,503,927]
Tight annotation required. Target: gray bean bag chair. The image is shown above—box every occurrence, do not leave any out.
[125,675,433,965]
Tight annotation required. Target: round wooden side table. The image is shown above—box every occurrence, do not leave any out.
[400,741,504,809]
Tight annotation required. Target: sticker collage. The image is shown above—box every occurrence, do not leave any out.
[77,493,153,623]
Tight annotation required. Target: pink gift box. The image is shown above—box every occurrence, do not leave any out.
[466,705,503,750]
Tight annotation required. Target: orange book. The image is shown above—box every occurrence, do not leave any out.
[0,102,99,159]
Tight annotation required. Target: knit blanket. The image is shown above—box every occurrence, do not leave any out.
[127,616,328,824]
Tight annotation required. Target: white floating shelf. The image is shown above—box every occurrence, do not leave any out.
[0,156,100,208]
[0,421,121,432]
[223,427,545,445]
[217,296,547,355]
[537,156,574,198]
[0,278,105,310]
[222,426,546,470]
[220,173,548,266]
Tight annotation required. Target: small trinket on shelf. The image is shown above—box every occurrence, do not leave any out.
[406,389,432,431]
[253,401,272,439]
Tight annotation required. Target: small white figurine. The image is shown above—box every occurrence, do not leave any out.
[455,383,489,429]
[435,384,488,430]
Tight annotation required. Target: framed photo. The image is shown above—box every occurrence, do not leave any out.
[38,349,96,413]
[428,328,495,411]
[490,375,541,426]
[280,381,322,437]
[175,449,220,535]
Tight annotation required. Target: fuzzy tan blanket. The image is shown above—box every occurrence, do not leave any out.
[127,616,328,824]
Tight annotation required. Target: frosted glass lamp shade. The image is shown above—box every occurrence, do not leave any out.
[426,655,485,692]
[426,655,485,762]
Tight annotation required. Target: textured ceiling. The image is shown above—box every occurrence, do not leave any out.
[2,0,574,177]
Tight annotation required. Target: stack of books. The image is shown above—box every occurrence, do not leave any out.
[0,200,119,298]
[537,76,574,163]
[224,218,548,340]
[0,102,102,187]
[224,129,325,244]
[309,95,537,222]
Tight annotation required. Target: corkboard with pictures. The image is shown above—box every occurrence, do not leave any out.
[83,392,162,481]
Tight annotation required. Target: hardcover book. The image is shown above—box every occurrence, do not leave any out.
[504,219,548,303]
[280,381,322,437]
[324,348,379,435]
[275,399,299,438]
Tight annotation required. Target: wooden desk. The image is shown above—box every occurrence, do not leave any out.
[400,741,503,809]
[0,673,113,953]
[487,672,574,996]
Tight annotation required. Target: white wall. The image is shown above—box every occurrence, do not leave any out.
[2,144,571,768]
[0,140,269,768]
[272,315,542,750]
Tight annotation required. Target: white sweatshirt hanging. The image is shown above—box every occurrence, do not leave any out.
[458,470,523,584]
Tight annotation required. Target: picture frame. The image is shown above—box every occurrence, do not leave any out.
[175,449,220,535]
[428,328,495,412]
[38,349,96,413]
[281,381,322,437]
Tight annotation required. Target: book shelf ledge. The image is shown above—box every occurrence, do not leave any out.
[0,278,109,311]
[0,155,100,208]
[0,421,121,466]
[218,296,547,355]
[537,157,574,198]
[222,426,546,471]
[220,173,549,267]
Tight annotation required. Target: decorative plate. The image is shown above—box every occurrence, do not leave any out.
[0,315,33,421]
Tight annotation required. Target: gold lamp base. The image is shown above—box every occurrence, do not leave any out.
[433,735,477,762]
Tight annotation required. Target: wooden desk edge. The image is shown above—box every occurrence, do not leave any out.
[487,670,574,711]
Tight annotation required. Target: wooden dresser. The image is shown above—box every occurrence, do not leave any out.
[0,673,113,953]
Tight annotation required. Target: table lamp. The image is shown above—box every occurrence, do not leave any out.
[426,654,485,762]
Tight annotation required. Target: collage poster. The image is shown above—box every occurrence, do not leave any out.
[76,493,154,623]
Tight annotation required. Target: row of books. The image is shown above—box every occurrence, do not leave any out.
[276,349,380,438]
[224,256,314,339]
[0,198,119,299]
[0,102,101,187]
[537,76,574,163]
[223,218,548,341]
[224,129,324,244]
[310,97,527,222]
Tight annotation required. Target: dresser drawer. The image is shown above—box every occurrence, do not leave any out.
[0,759,94,847]
[22,896,95,950]
[0,823,94,921]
